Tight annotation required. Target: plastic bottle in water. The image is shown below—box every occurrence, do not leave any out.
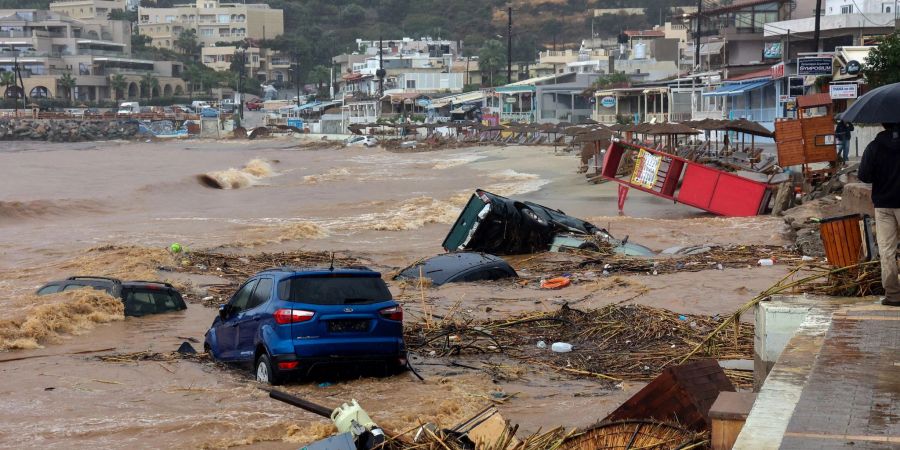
[551,342,573,353]
[758,258,775,266]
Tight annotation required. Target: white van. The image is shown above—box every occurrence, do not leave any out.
[118,102,140,115]
[191,100,211,110]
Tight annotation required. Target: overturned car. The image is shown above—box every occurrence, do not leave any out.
[442,190,653,256]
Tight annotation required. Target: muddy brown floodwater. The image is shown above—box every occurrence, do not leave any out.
[0,138,792,448]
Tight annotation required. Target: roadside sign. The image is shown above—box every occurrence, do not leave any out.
[778,95,795,103]
[631,149,662,189]
[770,62,785,79]
[797,57,833,76]
[829,83,858,99]
[600,96,616,108]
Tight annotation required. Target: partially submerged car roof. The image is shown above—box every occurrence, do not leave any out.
[255,266,381,278]
[395,252,517,286]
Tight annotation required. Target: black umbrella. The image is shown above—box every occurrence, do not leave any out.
[841,82,900,124]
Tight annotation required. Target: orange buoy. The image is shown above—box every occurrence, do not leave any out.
[540,277,571,289]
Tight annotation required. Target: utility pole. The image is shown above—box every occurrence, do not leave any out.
[12,53,17,115]
[238,48,245,120]
[694,0,702,72]
[377,36,385,96]
[507,6,512,83]
[293,51,301,105]
[813,0,822,52]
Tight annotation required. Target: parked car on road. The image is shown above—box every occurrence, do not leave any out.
[204,267,406,385]
[246,99,263,111]
[36,276,187,317]
[200,107,219,118]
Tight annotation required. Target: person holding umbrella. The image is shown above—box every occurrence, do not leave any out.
[846,82,900,306]
[835,117,854,163]
[859,124,900,306]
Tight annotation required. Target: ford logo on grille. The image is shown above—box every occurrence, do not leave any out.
[343,307,354,313]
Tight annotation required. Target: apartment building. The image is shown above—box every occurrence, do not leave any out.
[137,0,283,51]
[0,9,184,102]
[201,45,290,83]
[49,0,127,20]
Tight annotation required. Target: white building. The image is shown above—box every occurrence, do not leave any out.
[764,0,898,48]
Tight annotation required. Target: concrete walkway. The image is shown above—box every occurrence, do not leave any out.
[736,301,900,449]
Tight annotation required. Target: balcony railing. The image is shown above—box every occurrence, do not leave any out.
[499,111,535,123]
[78,49,127,57]
[96,67,155,75]
[593,113,618,124]
[728,107,776,122]
[0,30,30,38]
[692,110,725,121]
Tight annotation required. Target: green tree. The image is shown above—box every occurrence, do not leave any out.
[864,32,900,88]
[0,71,15,94]
[109,73,127,102]
[107,9,136,22]
[132,33,152,52]
[140,72,160,100]
[58,72,76,105]
[478,39,505,87]
[339,4,366,24]
[541,20,564,50]
[174,29,200,58]
[182,63,203,99]
[307,64,330,90]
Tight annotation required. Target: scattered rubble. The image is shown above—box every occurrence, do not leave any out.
[405,303,753,386]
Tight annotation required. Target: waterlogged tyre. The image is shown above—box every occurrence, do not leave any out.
[255,353,283,386]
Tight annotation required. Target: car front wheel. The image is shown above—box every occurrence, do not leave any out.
[255,353,283,385]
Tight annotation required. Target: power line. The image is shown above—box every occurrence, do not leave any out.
[848,0,896,27]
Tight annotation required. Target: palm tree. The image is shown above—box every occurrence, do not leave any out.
[139,72,159,101]
[478,39,506,86]
[58,72,77,105]
[109,73,127,102]
[0,71,14,98]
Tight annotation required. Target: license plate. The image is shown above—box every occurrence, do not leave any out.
[327,319,369,333]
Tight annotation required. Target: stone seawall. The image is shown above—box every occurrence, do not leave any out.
[0,119,141,142]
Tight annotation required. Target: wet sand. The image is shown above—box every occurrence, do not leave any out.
[0,138,792,448]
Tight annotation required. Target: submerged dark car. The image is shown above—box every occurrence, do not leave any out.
[395,252,517,286]
[442,190,654,256]
[36,276,187,317]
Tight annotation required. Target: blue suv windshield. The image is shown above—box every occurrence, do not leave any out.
[278,276,392,305]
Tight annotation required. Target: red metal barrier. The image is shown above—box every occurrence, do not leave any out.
[601,140,771,216]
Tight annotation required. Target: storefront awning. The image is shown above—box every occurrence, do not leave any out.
[703,79,772,97]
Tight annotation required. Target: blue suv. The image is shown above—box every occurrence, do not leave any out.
[204,267,406,385]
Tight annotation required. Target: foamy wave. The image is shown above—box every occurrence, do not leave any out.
[236,221,329,247]
[325,196,461,232]
[0,199,107,224]
[198,158,276,189]
[302,167,351,184]
[483,169,550,196]
[432,154,488,170]
[0,289,124,351]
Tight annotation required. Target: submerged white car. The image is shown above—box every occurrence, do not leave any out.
[345,135,378,147]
